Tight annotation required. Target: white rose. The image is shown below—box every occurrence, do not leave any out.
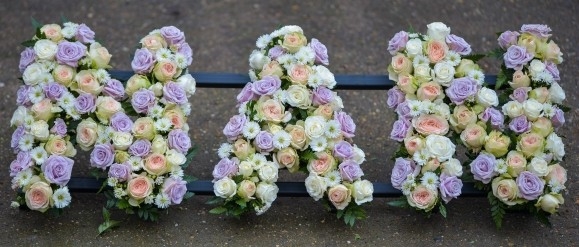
[305,174,327,201]
[149,82,163,97]
[279,25,303,35]
[523,99,543,121]
[165,149,186,166]
[304,116,326,139]
[285,85,311,109]
[442,158,463,177]
[151,135,167,154]
[213,177,237,199]
[425,135,455,162]
[413,63,433,83]
[249,50,270,70]
[536,193,564,214]
[11,106,29,127]
[502,101,524,118]
[176,74,197,96]
[353,180,374,205]
[256,182,279,205]
[23,63,48,86]
[331,95,344,110]
[476,87,499,107]
[405,38,423,57]
[112,131,133,151]
[528,157,549,177]
[427,22,451,41]
[352,145,366,164]
[545,133,565,161]
[529,59,546,76]
[238,161,254,178]
[30,120,50,141]
[258,162,279,183]
[433,62,455,86]
[34,39,58,60]
[314,66,336,88]
[549,82,565,104]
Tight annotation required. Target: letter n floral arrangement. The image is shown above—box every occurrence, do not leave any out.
[470,24,568,228]
[208,25,374,226]
[386,22,492,216]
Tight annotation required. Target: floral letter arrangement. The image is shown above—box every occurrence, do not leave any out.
[386,22,490,216]
[9,20,197,222]
[208,25,373,226]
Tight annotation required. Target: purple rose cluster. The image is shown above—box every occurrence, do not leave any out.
[131,26,193,74]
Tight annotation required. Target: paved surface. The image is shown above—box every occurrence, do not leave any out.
[0,0,578,246]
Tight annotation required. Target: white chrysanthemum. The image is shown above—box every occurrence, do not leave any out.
[412,55,430,66]
[18,135,35,152]
[53,187,72,208]
[28,85,45,104]
[94,69,111,83]
[309,137,328,152]
[272,90,286,103]
[277,54,294,65]
[170,166,184,179]
[23,115,35,129]
[156,48,173,62]
[324,120,342,138]
[412,149,429,166]
[66,107,81,120]
[532,71,554,84]
[242,121,261,139]
[107,177,118,187]
[408,33,419,38]
[314,66,337,89]
[250,153,267,169]
[180,102,192,116]
[468,70,485,85]
[15,168,33,188]
[273,131,291,149]
[155,176,165,185]
[421,171,439,191]
[495,159,508,174]
[324,170,342,188]
[420,100,435,114]
[145,195,155,204]
[307,74,323,88]
[218,143,233,159]
[148,105,164,119]
[401,176,416,196]
[256,34,272,49]
[58,92,76,109]
[444,51,461,66]
[30,146,48,165]
[407,100,422,117]
[295,46,315,64]
[543,103,555,118]
[114,187,126,199]
[174,53,188,69]
[155,118,172,132]
[155,193,171,208]
[129,156,143,171]
[62,22,79,39]
[238,102,248,115]
[548,179,565,194]
[37,60,56,72]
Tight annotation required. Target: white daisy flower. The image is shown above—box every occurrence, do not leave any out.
[421,171,439,191]
[401,177,416,196]
[155,176,165,185]
[408,33,420,38]
[323,170,342,188]
[433,103,450,119]
[309,137,328,152]
[307,74,322,88]
[218,143,233,159]
[155,193,171,208]
[58,92,76,110]
[413,149,429,166]
[468,70,485,85]
[543,103,555,118]
[155,118,172,132]
[277,54,293,65]
[28,85,45,104]
[66,107,81,120]
[114,187,126,199]
[180,102,192,116]
[22,115,35,129]
[155,48,173,62]
[94,69,111,83]
[548,179,565,193]
[295,46,315,64]
[325,120,342,139]
[256,34,272,49]
[272,90,287,103]
[18,135,35,152]
[129,156,143,171]
[174,53,188,69]
[15,168,33,187]
[273,131,291,149]
[249,70,258,82]
[407,100,422,117]
[250,153,267,169]
[10,201,20,208]
[62,22,79,39]
[148,105,164,119]
[145,195,155,204]
[494,159,508,174]
[444,51,461,66]
[30,146,48,165]
[254,204,271,216]
[53,187,72,208]
[242,121,261,139]
[170,166,184,179]
[412,55,430,66]
[107,177,118,187]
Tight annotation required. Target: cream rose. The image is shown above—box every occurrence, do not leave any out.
[127,175,154,201]
[132,117,156,140]
[276,147,299,171]
[23,63,47,86]
[151,135,167,154]
[413,64,433,83]
[455,59,478,78]
[153,60,178,82]
[214,177,237,199]
[328,184,352,210]
[538,40,563,63]
[256,182,279,205]
[11,106,29,127]
[528,157,549,177]
[31,98,55,122]
[140,33,167,52]
[485,130,511,158]
[449,105,477,132]
[549,82,565,105]
[433,62,455,86]
[165,149,186,167]
[425,135,455,162]
[144,153,168,175]
[25,181,53,212]
[412,114,449,136]
[506,151,527,177]
[288,64,311,85]
[509,70,531,89]
[404,135,424,156]
[407,185,438,211]
[34,39,58,60]
[304,116,326,139]
[76,70,102,95]
[112,131,133,151]
[305,174,327,201]
[477,87,499,107]
[502,101,524,119]
[76,119,98,151]
[460,123,487,150]
[518,33,538,55]
[41,24,63,42]
[44,136,68,156]
[390,54,413,75]
[281,32,307,53]
[491,177,520,206]
[238,161,254,178]
[175,74,197,96]
[237,180,257,201]
[285,85,311,108]
[88,42,112,69]
[233,138,255,160]
[517,132,544,157]
[397,74,418,94]
[308,151,336,175]
[258,98,286,123]
[313,104,334,119]
[30,120,50,141]
[114,151,130,164]
[258,162,279,183]
[53,65,75,86]
[442,158,463,177]
[249,50,270,70]
[405,38,423,57]
[125,74,151,96]
[523,99,543,120]
[536,193,564,214]
[531,117,553,138]
[95,96,122,124]
[427,22,451,41]
[286,123,308,150]
[352,180,374,205]
[529,87,550,104]
[259,61,284,78]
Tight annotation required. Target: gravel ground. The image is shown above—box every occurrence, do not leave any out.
[0,0,577,246]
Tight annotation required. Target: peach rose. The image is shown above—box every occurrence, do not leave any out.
[546,164,567,186]
[529,87,550,104]
[422,158,440,173]
[505,151,526,176]
[132,117,156,140]
[397,74,418,94]
[531,117,553,137]
[144,153,168,175]
[31,98,54,122]
[53,65,76,86]
[412,114,449,136]
[492,177,520,206]
[127,175,154,201]
[25,181,53,212]
[153,60,178,82]
[460,123,487,150]
[40,24,63,42]
[95,96,122,124]
[163,107,186,130]
[484,130,511,158]
[140,33,167,52]
[518,33,538,55]
[288,64,311,85]
[407,185,438,211]
[517,132,544,157]
[286,123,308,150]
[76,70,102,95]
[308,151,336,175]
[125,74,151,96]
[237,180,257,201]
[416,82,443,101]
[426,40,448,63]
[404,135,424,156]
[233,138,255,160]
[276,147,299,172]
[391,54,413,75]
[259,61,284,78]
[258,98,285,123]
[88,42,112,69]
[538,40,562,63]
[44,136,68,156]
[282,32,307,53]
[449,105,477,132]
[328,184,352,210]
[509,70,531,89]
[76,119,98,151]
[313,104,334,119]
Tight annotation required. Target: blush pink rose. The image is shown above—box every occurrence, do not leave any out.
[412,114,449,136]
[426,40,448,63]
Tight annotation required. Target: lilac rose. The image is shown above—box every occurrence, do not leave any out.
[162,177,188,204]
[110,112,134,132]
[516,171,545,200]
[312,86,334,106]
[75,24,95,43]
[387,31,409,55]
[395,101,412,120]
[509,115,531,134]
[387,87,405,109]
[510,87,531,103]
[479,107,504,130]
[50,118,68,137]
[11,126,26,152]
[544,61,560,81]
[16,85,32,107]
[268,45,285,60]
[44,82,66,100]
[75,93,97,114]
[309,38,329,65]
[497,31,520,49]
[237,82,258,104]
[520,24,552,39]
[223,114,247,141]
[339,160,364,182]
[446,77,479,105]
[103,79,126,101]
[131,89,156,114]
[390,119,411,142]
[446,34,472,55]
[254,131,274,153]
[333,141,354,161]
[178,42,193,65]
[470,153,498,184]
[504,45,533,70]
[42,155,74,186]
[19,47,36,73]
[131,48,155,74]
[108,163,132,182]
[128,139,152,157]
[439,174,463,203]
[56,41,86,67]
[551,108,565,128]
[252,76,281,96]
[335,111,356,138]
[90,144,115,169]
[160,26,186,46]
[163,82,188,104]
[212,158,238,181]
[391,157,416,189]
[10,151,33,177]
[168,129,191,153]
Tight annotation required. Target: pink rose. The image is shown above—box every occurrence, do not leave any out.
[416,82,443,101]
[25,181,53,212]
[426,40,448,63]
[391,54,412,75]
[154,60,178,82]
[328,185,352,210]
[308,152,336,175]
[31,98,54,122]
[407,185,438,211]
[276,147,299,171]
[127,175,154,201]
[518,132,544,157]
[288,64,311,85]
[546,164,567,186]
[76,70,102,95]
[259,98,285,123]
[404,135,424,156]
[144,153,168,175]
[412,114,449,136]
[397,75,417,94]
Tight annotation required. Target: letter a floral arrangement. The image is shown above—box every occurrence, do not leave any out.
[208,25,374,226]
[386,22,569,228]
[9,19,197,224]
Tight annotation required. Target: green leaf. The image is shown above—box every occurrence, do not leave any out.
[209,207,227,214]
[557,104,571,113]
[387,198,409,208]
[439,204,447,218]
[462,54,485,63]
[60,15,70,24]
[98,220,121,236]
[117,199,130,210]
[488,192,505,229]
[235,199,247,208]
[183,174,197,183]
[182,145,198,169]
[102,207,111,221]
[495,69,507,90]
[486,48,504,59]
[354,233,361,240]
[184,192,195,200]
[21,40,37,47]
[206,196,225,205]
[31,17,42,29]
[336,209,345,219]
